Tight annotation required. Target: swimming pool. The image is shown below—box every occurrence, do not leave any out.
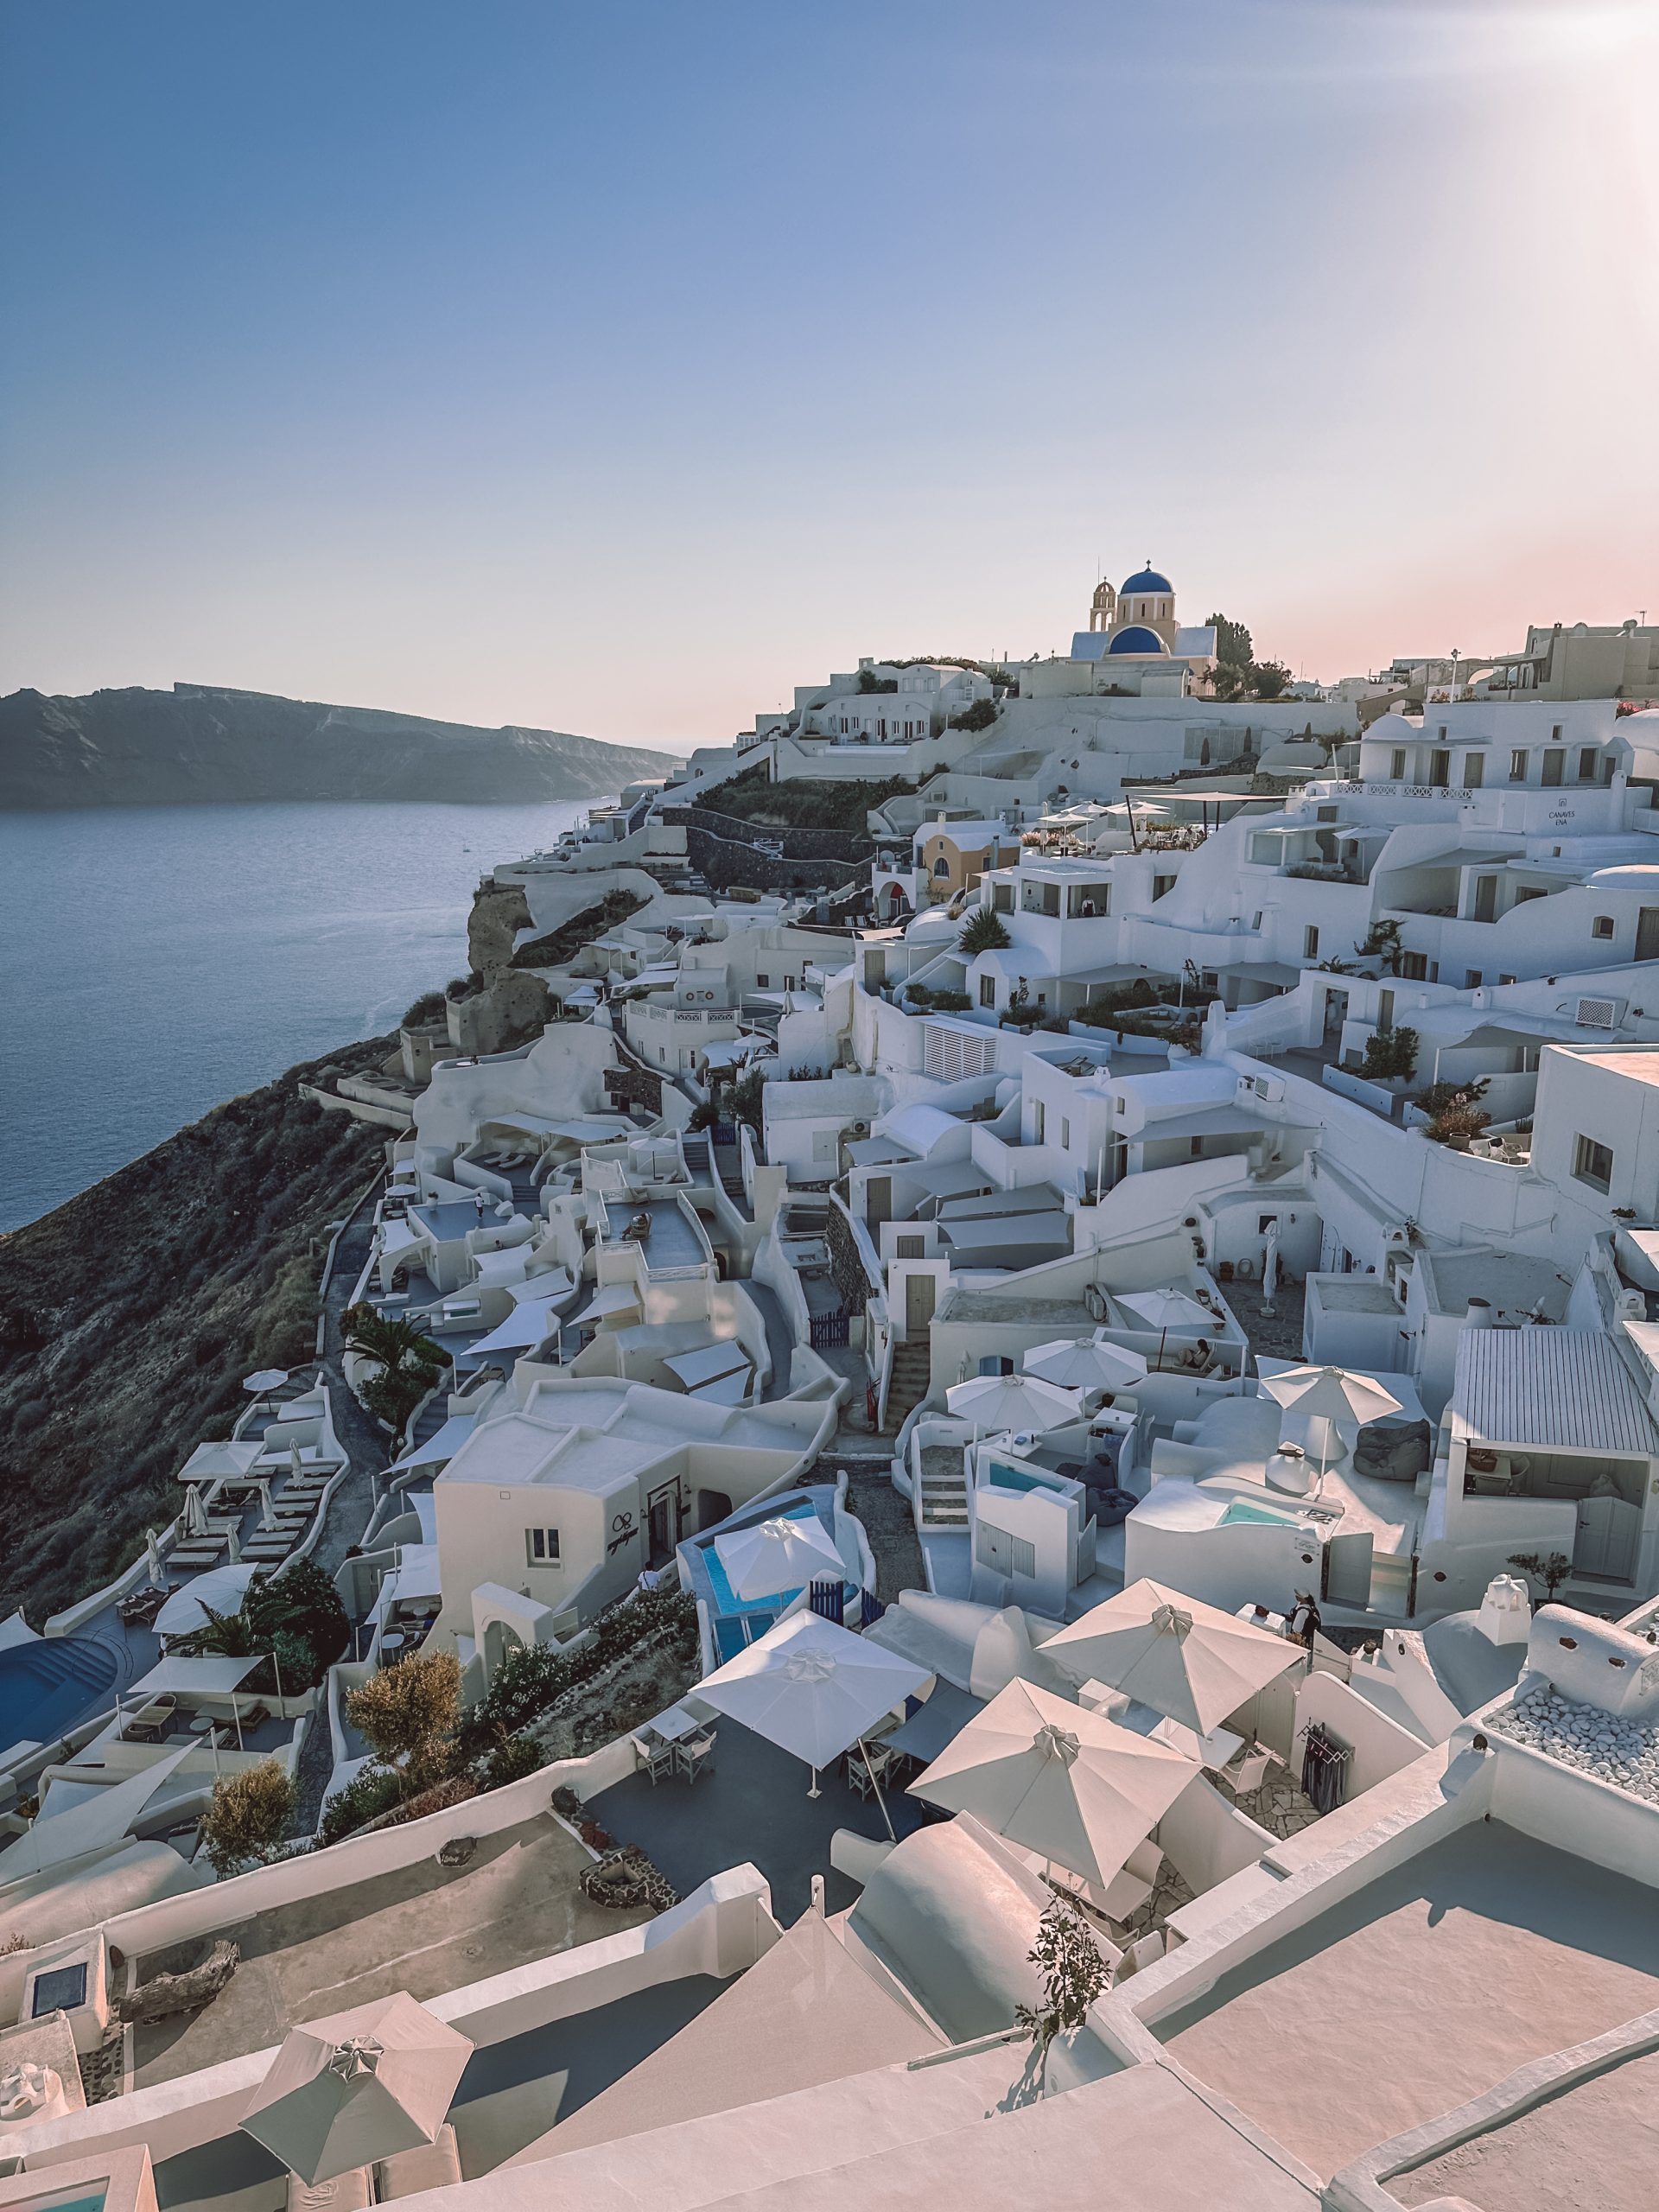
[1218,1498,1306,1529]
[0,1637,120,1749]
[699,1502,823,1617]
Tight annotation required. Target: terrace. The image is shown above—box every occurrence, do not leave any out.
[1154,1819,1659,2179]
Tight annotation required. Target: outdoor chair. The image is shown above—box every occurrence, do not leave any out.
[1221,1743,1276,1799]
[631,1733,678,1787]
[1118,1929,1166,1979]
[677,1732,715,1785]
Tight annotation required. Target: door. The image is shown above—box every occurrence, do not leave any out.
[1473,876,1497,923]
[1323,988,1346,1039]
[867,1175,893,1228]
[1637,909,1659,963]
[646,1481,680,1569]
[906,1272,936,1334]
[1323,1531,1373,1606]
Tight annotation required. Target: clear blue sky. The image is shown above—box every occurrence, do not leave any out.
[2,0,1655,746]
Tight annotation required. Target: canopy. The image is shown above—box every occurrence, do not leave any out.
[1116,1287,1215,1333]
[569,1283,643,1327]
[156,1564,258,1637]
[1021,1338,1148,1394]
[244,1370,289,1394]
[1258,1363,1403,1428]
[907,1678,1194,1889]
[696,1613,930,1770]
[945,1372,1082,1434]
[127,1652,264,1698]
[714,1514,845,1603]
[0,1744,195,1882]
[456,1296,563,1366]
[240,1992,474,2186]
[1045,1579,1302,1735]
[385,1414,477,1476]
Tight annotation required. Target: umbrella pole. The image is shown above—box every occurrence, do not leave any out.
[808,1765,821,1801]
[860,1738,896,1843]
[1156,1325,1168,1373]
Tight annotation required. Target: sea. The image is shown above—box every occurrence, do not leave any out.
[0,798,599,1234]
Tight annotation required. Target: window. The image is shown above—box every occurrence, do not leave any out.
[1551,723,1563,741]
[1060,1116,1071,1149]
[933,856,950,876]
[1464,753,1483,788]
[1592,915,1615,940]
[1251,911,1263,931]
[1573,1134,1613,1193]
[755,973,769,988]
[1376,988,1394,1033]
[980,976,996,1007]
[1153,874,1176,900]
[896,1234,925,1260]
[1578,747,1599,783]
[1258,1214,1278,1235]
[1401,951,1428,981]
[1428,750,1451,788]
[1498,973,1516,986]
[527,1527,561,1566]
[1304,925,1320,959]
[1033,1100,1046,1143]
[1390,748,1407,779]
[1465,970,1482,990]
[1541,749,1565,786]
[1437,724,1447,741]
[1510,749,1528,782]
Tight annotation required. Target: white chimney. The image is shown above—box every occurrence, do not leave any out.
[1475,1573,1531,1646]
[1464,1296,1494,1331]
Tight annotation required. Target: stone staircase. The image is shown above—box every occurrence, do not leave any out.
[917,1441,969,1531]
[885,1332,933,1432]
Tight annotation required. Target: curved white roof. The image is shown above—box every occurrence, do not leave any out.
[1586,863,1659,889]
[874,1103,968,1159]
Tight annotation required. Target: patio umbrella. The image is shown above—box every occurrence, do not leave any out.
[145,1527,165,1589]
[696,1612,930,1832]
[240,1992,473,2187]
[156,1562,258,1637]
[907,1678,1194,1889]
[945,1372,1082,1435]
[715,1514,845,1603]
[1045,1579,1302,1736]
[1116,1287,1216,1372]
[1259,1363,1402,1485]
[183,1484,208,1539]
[244,1368,289,1395]
[256,1478,277,1534]
[1021,1338,1148,1395]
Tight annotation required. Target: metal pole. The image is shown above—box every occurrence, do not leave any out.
[859,1737,897,1842]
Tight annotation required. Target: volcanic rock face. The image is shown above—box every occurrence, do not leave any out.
[0,683,678,807]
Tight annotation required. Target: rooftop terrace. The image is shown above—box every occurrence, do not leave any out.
[1156,1820,1659,2180]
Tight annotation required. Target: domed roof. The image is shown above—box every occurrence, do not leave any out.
[1108,624,1168,656]
[1586,864,1659,890]
[1121,567,1173,595]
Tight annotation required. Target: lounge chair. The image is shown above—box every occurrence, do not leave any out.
[375,2125,462,2200]
[286,2171,372,2212]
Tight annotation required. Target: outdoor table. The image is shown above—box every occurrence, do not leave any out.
[646,1702,705,1745]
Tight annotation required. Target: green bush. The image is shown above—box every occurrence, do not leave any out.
[319,1765,404,1846]
[1361,1025,1419,1083]
[484,1733,550,1789]
[958,907,1011,956]
[947,697,997,733]
[402,991,447,1027]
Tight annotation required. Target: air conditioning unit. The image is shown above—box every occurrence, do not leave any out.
[1575,995,1623,1029]
[850,1119,869,1135]
[1251,1073,1287,1104]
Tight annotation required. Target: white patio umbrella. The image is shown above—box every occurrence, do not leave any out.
[696,1612,930,1833]
[1045,1579,1303,1736]
[240,1992,473,2187]
[715,1514,846,1602]
[144,1527,165,1589]
[1258,1363,1403,1485]
[156,1562,258,1637]
[1021,1338,1148,1395]
[907,1678,1195,1889]
[244,1368,289,1395]
[1116,1287,1215,1371]
[182,1484,208,1539]
[256,1477,277,1533]
[945,1371,1083,1435]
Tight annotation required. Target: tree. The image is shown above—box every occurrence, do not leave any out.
[1509,1551,1573,1604]
[1249,659,1293,701]
[200,1759,296,1877]
[958,906,1011,956]
[1356,918,1404,974]
[1208,613,1253,670]
[1360,1025,1418,1084]
[342,1305,449,1433]
[346,1650,461,1785]
[1015,1892,1109,2090]
[948,697,998,733]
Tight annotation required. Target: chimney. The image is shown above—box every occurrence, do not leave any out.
[1464,1297,1494,1331]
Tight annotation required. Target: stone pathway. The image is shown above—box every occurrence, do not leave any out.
[1224,1275,1307,1365]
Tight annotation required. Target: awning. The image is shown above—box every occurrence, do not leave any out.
[939,1211,1071,1254]
[126,1653,265,1698]
[663,1340,752,1392]
[570,1283,643,1326]
[385,1544,442,1605]
[847,1137,919,1168]
[0,1743,196,1881]
[455,1296,563,1365]
[939,1184,1065,1220]
[906,1160,995,1199]
[1131,1107,1264,1143]
[885,1681,986,1764]
[385,1414,477,1474]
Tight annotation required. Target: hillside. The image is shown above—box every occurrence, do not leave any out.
[0,683,681,808]
[0,1044,389,1625]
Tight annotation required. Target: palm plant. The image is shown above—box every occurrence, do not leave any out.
[342,1304,449,1433]
[958,906,1011,956]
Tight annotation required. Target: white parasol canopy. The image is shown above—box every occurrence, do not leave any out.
[1258,1363,1403,1427]
[714,1514,846,1602]
[1116,1287,1213,1333]
[696,1612,929,1770]
[183,1485,208,1539]
[907,1678,1195,1889]
[240,1993,473,2186]
[156,1563,258,1637]
[1021,1338,1148,1394]
[245,1369,289,1395]
[1045,1578,1302,1736]
[945,1372,1082,1434]
[145,1528,166,1589]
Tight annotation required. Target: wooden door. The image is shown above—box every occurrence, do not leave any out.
[906,1272,936,1334]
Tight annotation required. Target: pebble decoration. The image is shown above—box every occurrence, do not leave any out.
[1488,1687,1659,1804]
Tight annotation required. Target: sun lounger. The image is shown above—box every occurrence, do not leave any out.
[287,2170,372,2212]
[375,2126,462,2200]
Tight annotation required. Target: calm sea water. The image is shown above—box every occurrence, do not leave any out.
[0,799,597,1232]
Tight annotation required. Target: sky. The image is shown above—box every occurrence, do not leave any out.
[2,0,1656,750]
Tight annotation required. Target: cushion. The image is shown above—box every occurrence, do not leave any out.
[287,2172,372,2212]
[375,2123,463,2200]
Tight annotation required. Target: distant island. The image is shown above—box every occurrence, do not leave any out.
[0,682,682,808]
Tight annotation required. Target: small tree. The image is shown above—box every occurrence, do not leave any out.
[958,906,1011,956]
[1208,613,1253,671]
[1509,1551,1573,1604]
[1015,1892,1109,2090]
[1360,1025,1418,1084]
[1249,658,1293,701]
[200,1759,296,1877]
[1355,918,1404,973]
[346,1650,461,1786]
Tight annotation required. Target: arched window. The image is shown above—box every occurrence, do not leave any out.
[933,856,950,877]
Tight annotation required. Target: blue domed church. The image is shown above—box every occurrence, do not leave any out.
[1071,562,1217,696]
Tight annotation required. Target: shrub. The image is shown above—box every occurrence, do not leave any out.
[1360,1026,1418,1083]
[319,1765,404,1846]
[958,907,1011,956]
[346,1651,462,1783]
[484,1733,550,1789]
[402,990,447,1027]
[200,1759,296,1876]
[687,1101,720,1131]
[947,697,998,733]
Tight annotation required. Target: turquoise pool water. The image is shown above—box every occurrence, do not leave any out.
[699,1501,823,1618]
[1218,1498,1305,1528]
[0,1637,120,1748]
